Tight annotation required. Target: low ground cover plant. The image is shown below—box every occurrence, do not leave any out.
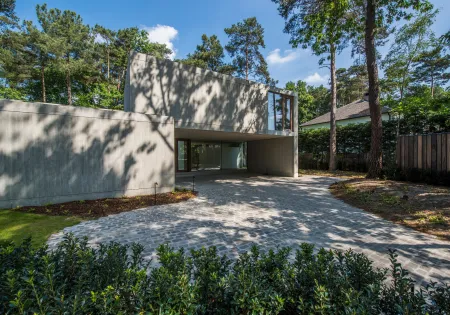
[1,234,449,314]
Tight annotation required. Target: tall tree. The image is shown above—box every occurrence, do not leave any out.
[273,0,350,171]
[224,17,270,82]
[93,25,116,81]
[114,27,172,91]
[0,0,18,32]
[181,34,235,75]
[349,0,433,178]
[413,37,450,98]
[286,80,314,124]
[336,65,368,105]
[36,4,92,105]
[22,20,62,102]
[286,80,330,124]
[382,10,437,100]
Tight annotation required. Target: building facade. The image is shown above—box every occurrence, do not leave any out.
[125,52,298,178]
[0,52,297,208]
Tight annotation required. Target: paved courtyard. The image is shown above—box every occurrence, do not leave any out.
[48,173,450,285]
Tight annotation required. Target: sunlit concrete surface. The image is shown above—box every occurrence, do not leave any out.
[49,173,450,285]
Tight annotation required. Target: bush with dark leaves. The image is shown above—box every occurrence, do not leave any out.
[1,234,449,314]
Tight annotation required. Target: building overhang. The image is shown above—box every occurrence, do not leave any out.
[175,127,295,142]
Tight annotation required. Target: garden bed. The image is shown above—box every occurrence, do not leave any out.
[330,179,450,240]
[10,189,197,219]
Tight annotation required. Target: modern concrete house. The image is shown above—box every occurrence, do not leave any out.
[301,94,390,130]
[124,52,298,177]
[0,52,297,208]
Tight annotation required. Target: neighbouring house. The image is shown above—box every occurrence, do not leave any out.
[300,93,391,130]
[0,52,298,208]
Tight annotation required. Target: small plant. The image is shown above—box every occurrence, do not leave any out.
[380,193,401,205]
[79,200,85,204]
[428,213,446,224]
[27,207,35,212]
[355,191,371,203]
[62,210,69,215]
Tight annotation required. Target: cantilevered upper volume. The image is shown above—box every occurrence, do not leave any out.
[124,51,297,137]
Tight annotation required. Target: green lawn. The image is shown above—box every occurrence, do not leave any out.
[0,210,82,247]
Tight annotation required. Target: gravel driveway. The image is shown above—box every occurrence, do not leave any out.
[48,173,450,285]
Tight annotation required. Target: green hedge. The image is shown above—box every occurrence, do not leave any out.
[299,121,399,171]
[1,234,449,314]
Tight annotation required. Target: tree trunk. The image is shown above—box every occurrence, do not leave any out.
[66,70,72,105]
[117,69,126,91]
[41,65,46,103]
[329,45,337,171]
[107,48,110,80]
[365,0,383,178]
[431,75,434,98]
[245,47,249,80]
[66,55,72,105]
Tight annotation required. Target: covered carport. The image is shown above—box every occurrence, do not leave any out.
[174,128,298,177]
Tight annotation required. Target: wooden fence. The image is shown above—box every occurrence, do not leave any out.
[396,133,450,172]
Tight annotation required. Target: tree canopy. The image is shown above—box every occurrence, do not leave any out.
[224,17,270,83]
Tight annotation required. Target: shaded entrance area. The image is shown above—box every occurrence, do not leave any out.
[176,141,247,172]
[175,128,297,177]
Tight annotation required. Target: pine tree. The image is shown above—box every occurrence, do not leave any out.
[413,39,450,98]
[272,0,351,171]
[224,17,269,82]
[22,20,62,102]
[36,4,92,105]
[182,34,235,75]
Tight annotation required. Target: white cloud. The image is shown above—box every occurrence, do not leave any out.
[304,72,329,86]
[141,24,178,59]
[267,48,298,65]
[94,33,106,44]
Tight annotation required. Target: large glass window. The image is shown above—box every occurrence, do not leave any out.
[176,140,190,172]
[268,92,293,131]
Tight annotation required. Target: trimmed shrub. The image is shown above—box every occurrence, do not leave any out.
[1,234,449,314]
[299,120,399,171]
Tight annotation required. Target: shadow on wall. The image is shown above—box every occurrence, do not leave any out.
[0,100,174,208]
[127,54,269,134]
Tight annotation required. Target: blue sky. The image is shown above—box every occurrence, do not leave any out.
[15,0,450,87]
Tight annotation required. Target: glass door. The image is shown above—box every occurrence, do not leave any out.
[176,139,191,172]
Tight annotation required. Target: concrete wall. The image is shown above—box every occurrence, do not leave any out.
[301,113,391,130]
[0,100,175,208]
[125,52,296,136]
[247,137,298,177]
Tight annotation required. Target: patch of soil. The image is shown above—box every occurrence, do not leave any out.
[12,190,197,219]
[299,169,365,179]
[330,179,450,241]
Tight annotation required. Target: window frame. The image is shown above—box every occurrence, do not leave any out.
[268,91,294,132]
